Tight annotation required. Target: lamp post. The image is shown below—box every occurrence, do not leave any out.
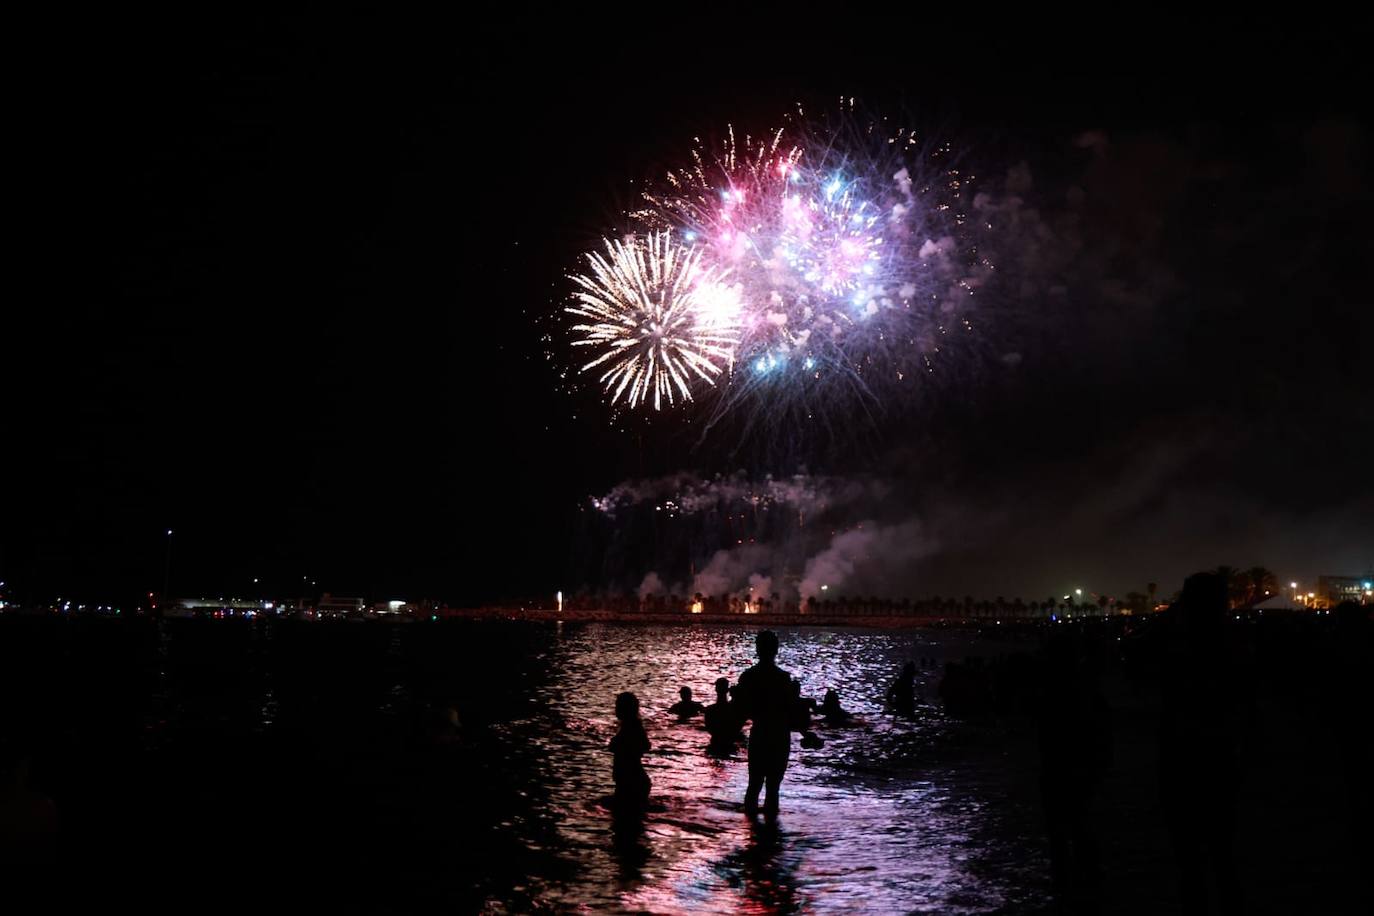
[163,529,174,604]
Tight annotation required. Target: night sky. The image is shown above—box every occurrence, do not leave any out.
[8,15,1371,605]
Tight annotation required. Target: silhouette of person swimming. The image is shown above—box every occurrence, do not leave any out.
[705,677,743,751]
[733,630,816,816]
[818,688,851,724]
[610,691,650,810]
[668,686,705,719]
[887,661,917,716]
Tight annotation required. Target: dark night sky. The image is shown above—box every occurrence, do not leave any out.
[7,14,1371,605]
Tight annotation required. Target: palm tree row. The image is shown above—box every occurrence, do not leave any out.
[1212,565,1280,608]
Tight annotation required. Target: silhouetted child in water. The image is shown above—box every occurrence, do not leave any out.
[705,677,743,751]
[793,679,824,749]
[818,688,851,724]
[668,686,705,719]
[610,692,650,809]
[887,661,917,716]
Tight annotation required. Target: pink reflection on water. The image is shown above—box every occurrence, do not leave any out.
[494,625,1042,912]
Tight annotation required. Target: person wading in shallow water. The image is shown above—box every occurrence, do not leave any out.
[610,692,651,810]
[733,630,816,817]
[668,686,705,720]
[818,688,851,724]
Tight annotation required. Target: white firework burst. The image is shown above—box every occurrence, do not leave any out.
[567,231,740,410]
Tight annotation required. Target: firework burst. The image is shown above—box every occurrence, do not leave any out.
[564,103,992,439]
[567,231,741,410]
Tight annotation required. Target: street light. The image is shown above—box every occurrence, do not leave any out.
[163,529,174,602]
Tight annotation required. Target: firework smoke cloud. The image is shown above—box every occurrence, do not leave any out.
[583,471,932,603]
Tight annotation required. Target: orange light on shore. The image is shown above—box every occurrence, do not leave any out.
[690,600,703,614]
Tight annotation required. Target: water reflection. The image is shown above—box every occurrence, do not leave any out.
[486,624,1045,912]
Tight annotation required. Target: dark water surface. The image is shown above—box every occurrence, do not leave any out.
[2,617,1051,913]
[6,614,1369,913]
[8,612,1369,914]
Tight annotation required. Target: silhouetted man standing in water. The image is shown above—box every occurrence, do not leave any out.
[734,630,800,816]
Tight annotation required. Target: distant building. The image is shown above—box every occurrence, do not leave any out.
[1315,575,1373,608]
[317,594,366,616]
[168,597,274,618]
[370,600,417,616]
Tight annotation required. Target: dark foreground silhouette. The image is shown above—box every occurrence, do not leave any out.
[0,741,58,867]
[1155,573,1246,916]
[1037,626,1111,914]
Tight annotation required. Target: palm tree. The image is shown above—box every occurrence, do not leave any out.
[1213,566,1247,609]
[1243,567,1279,606]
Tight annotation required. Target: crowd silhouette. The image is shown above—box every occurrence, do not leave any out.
[609,630,829,821]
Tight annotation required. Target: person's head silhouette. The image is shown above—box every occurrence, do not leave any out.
[615,691,640,722]
[1334,600,1367,632]
[1177,572,1227,645]
[1180,572,1227,614]
[679,686,693,702]
[715,677,730,700]
[756,629,779,663]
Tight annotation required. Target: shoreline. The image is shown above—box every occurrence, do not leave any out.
[437,606,1080,629]
[2,605,1128,631]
